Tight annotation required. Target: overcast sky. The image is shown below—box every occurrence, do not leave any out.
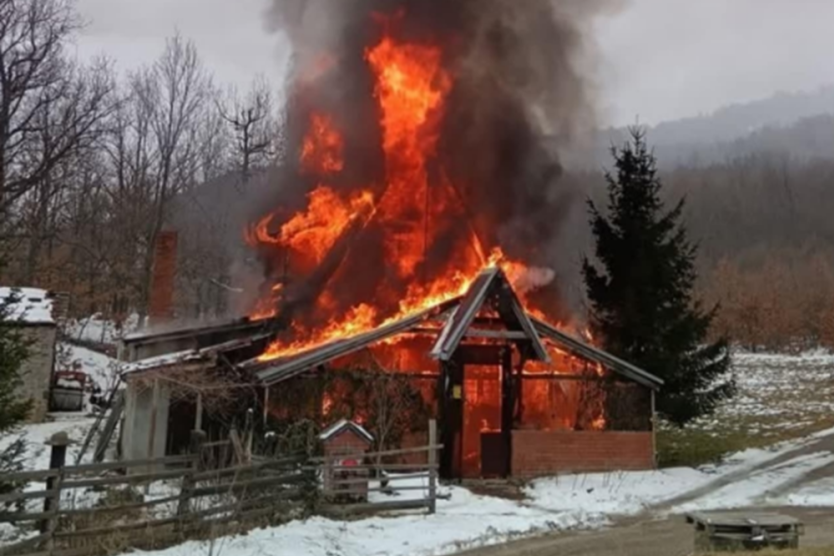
[74,0,834,127]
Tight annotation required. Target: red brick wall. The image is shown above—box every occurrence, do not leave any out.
[512,430,654,478]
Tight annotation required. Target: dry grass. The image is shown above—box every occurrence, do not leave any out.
[657,351,834,468]
[705,549,834,556]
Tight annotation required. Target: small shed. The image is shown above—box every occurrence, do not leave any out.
[320,420,374,502]
[320,419,374,458]
[0,287,58,422]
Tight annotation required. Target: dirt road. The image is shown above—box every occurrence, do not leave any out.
[458,430,834,556]
[457,508,834,556]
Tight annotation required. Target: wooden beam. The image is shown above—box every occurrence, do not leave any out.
[466,329,529,340]
[428,419,437,514]
[520,374,599,381]
[411,327,529,340]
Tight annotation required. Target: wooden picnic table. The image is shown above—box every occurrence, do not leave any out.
[686,511,804,553]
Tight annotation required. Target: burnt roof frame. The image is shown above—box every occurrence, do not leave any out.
[251,301,460,386]
[532,317,664,390]
[429,267,550,363]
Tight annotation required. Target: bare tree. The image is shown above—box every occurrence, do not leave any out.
[0,0,114,233]
[130,34,213,317]
[218,77,278,189]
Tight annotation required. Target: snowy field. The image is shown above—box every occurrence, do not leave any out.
[719,350,834,438]
[659,349,834,466]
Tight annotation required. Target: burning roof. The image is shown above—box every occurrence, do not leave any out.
[242,268,663,390]
[242,7,581,365]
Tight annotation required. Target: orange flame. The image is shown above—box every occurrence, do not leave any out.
[251,29,545,363]
[247,186,374,270]
[280,186,374,267]
[366,35,452,279]
[301,113,344,175]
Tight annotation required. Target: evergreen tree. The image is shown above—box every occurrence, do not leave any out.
[583,129,734,426]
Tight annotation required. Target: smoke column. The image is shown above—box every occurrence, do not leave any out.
[257,0,621,323]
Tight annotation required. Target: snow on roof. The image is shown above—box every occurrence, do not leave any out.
[0,287,55,325]
[319,419,374,443]
[120,349,207,376]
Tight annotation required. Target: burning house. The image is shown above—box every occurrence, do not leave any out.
[119,267,661,479]
[119,2,662,479]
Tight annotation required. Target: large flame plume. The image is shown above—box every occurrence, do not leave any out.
[249,2,613,360]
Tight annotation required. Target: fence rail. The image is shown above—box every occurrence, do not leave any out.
[0,420,441,556]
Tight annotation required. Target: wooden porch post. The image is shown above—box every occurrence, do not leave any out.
[428,419,438,514]
[500,347,514,478]
[147,378,161,461]
[651,389,657,468]
[195,391,203,431]
[263,386,270,428]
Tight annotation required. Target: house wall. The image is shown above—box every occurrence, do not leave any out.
[121,378,171,463]
[511,430,655,478]
[18,326,57,423]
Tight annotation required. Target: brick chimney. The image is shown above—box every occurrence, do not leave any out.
[148,231,178,326]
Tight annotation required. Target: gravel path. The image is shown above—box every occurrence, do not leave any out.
[456,430,834,556]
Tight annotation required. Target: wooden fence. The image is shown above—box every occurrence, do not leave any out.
[0,432,441,556]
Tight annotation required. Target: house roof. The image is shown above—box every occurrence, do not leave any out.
[123,317,274,346]
[247,267,661,390]
[0,287,55,325]
[430,268,550,363]
[250,303,457,386]
[114,267,663,392]
[121,334,273,377]
[120,349,209,376]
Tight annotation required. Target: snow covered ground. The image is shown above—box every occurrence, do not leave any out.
[0,415,97,474]
[119,349,834,556]
[105,439,834,556]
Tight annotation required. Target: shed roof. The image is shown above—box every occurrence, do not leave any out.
[319,419,374,443]
[0,287,55,325]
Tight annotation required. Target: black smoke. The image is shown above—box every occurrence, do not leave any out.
[257,0,620,322]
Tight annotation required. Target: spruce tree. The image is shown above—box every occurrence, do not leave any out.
[582,129,734,426]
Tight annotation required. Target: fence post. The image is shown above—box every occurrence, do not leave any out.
[176,430,205,529]
[41,432,70,552]
[428,419,437,514]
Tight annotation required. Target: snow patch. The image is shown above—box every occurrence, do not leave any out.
[0,287,54,324]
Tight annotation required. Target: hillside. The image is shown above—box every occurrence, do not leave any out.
[590,87,834,168]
